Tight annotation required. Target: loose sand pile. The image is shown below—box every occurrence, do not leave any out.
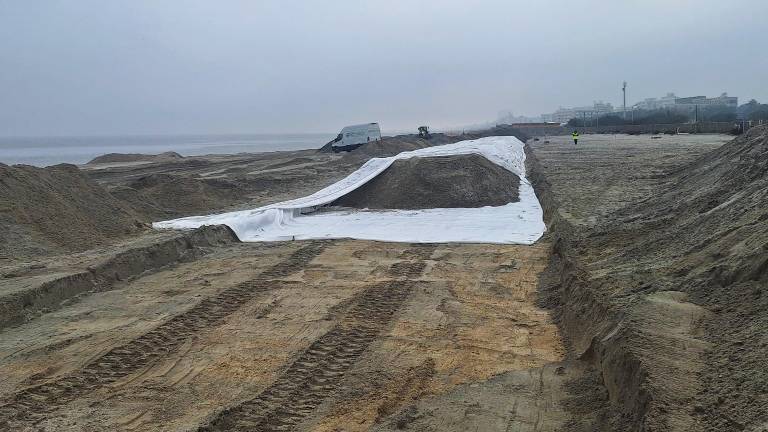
[0,164,146,258]
[332,154,520,210]
[111,174,248,219]
[569,126,768,430]
[622,126,768,431]
[88,151,363,220]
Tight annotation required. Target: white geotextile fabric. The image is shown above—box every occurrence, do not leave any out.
[153,136,546,244]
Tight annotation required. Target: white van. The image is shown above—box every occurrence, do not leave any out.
[326,123,381,152]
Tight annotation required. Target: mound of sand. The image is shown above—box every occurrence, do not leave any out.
[332,154,520,210]
[112,174,248,219]
[0,164,146,258]
[582,125,768,430]
[87,151,183,165]
[261,157,315,171]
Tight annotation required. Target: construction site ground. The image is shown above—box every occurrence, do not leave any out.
[0,133,736,431]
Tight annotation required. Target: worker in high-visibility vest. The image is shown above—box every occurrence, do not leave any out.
[572,130,580,145]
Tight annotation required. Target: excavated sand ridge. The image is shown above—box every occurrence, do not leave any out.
[527,132,766,431]
[0,163,146,259]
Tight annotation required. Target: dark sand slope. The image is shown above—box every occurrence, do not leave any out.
[111,173,249,219]
[596,126,768,431]
[0,163,146,259]
[333,154,520,210]
[531,129,767,431]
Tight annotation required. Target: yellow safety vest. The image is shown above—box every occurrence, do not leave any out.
[572,132,579,138]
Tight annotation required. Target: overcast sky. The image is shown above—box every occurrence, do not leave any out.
[1,0,766,136]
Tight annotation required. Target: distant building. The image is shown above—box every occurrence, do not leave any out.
[541,92,739,124]
[634,92,738,110]
[544,101,615,123]
[711,92,739,107]
[674,93,738,108]
[496,111,543,124]
[633,93,679,110]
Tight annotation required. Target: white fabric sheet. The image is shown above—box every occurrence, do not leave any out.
[153,136,546,244]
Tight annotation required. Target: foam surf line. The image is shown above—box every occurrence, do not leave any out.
[153,136,546,244]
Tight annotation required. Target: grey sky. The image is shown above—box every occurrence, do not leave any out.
[1,0,766,136]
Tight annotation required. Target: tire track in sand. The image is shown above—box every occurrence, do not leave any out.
[0,241,329,428]
[198,244,436,432]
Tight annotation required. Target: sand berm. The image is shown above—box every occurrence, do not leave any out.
[528,126,768,430]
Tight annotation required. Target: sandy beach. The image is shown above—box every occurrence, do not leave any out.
[3,129,767,431]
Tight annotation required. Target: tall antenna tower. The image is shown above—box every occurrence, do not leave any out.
[622,81,627,119]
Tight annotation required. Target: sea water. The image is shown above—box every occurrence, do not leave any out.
[0,133,335,167]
